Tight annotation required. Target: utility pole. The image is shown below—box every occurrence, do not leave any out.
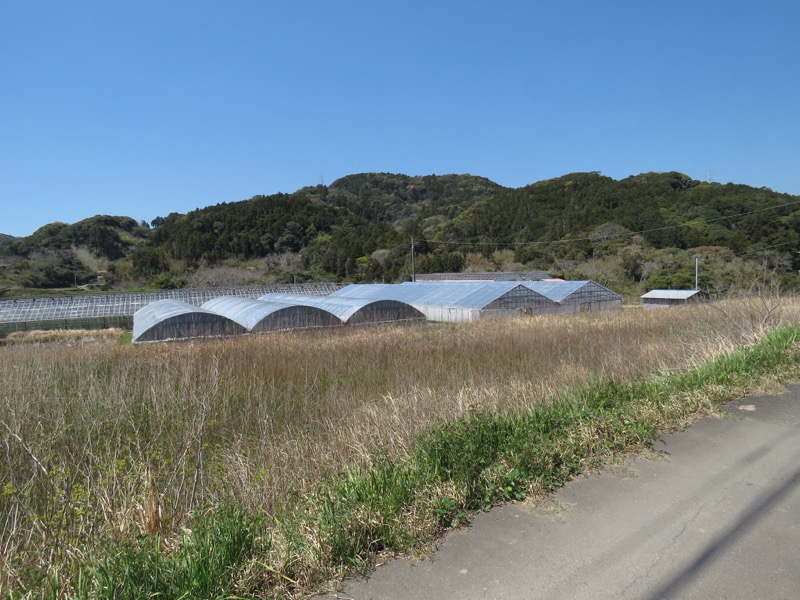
[411,237,416,282]
[695,255,700,290]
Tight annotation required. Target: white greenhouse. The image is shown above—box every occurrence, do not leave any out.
[201,296,342,332]
[331,281,560,322]
[133,299,246,342]
[259,293,425,325]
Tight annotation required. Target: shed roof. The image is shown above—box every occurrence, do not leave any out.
[641,289,703,300]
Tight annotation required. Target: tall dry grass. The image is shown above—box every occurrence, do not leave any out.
[0,296,794,590]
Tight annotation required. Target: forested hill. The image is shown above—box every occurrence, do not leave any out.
[325,173,504,225]
[446,171,799,251]
[2,171,799,295]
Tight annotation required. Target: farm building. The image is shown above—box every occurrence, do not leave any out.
[133,299,246,343]
[200,297,342,333]
[258,293,425,325]
[524,280,623,312]
[641,289,709,309]
[331,281,560,322]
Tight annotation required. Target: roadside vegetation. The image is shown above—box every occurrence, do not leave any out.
[2,296,800,597]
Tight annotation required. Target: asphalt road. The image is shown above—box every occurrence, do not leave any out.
[321,384,800,600]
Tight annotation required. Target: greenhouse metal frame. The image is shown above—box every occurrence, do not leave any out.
[200,296,343,332]
[133,300,247,343]
[523,280,623,312]
[331,281,561,322]
[0,283,343,337]
[259,293,425,326]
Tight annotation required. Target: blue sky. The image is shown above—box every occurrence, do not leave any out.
[2,1,799,237]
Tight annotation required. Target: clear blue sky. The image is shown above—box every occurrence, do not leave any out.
[2,1,799,237]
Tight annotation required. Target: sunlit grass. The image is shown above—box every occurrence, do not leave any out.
[1,295,798,596]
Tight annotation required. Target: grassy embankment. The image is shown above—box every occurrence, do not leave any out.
[2,296,799,598]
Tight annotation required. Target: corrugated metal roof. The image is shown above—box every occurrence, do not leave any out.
[641,289,702,300]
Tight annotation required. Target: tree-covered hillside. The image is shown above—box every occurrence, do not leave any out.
[1,171,799,297]
[145,190,406,281]
[1,216,149,290]
[446,171,798,251]
[325,173,504,229]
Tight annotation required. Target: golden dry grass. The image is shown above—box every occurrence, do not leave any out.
[4,327,126,346]
[0,295,795,590]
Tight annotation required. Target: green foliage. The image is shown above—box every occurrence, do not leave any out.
[246,323,800,595]
[85,507,257,600]
[447,171,800,259]
[3,171,800,292]
[416,250,465,274]
[9,216,143,256]
[148,192,404,279]
[151,273,183,289]
[129,246,170,277]
[327,173,503,225]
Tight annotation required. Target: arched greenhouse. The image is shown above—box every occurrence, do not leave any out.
[200,296,342,332]
[258,293,425,326]
[133,299,246,342]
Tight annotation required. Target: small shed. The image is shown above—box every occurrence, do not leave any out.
[641,289,709,309]
[133,299,246,342]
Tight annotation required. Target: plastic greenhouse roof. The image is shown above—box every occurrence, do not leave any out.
[0,283,344,325]
[523,280,589,302]
[258,293,421,323]
[333,281,552,309]
[201,296,308,330]
[524,280,623,303]
[133,299,243,341]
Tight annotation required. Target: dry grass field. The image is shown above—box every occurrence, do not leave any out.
[1,296,797,596]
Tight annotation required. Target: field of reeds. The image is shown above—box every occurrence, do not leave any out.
[2,296,800,597]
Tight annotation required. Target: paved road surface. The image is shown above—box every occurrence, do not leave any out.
[322,384,800,599]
